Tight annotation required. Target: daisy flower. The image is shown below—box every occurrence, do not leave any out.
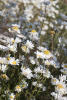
[26,40,34,49]
[35,51,44,59]
[8,24,20,34]
[1,74,9,80]
[8,44,17,53]
[0,57,8,64]
[29,29,39,40]
[43,49,53,59]
[51,77,59,85]
[8,57,19,65]
[15,85,21,93]
[0,64,8,72]
[9,93,15,100]
[21,40,34,53]
[21,80,28,89]
[21,67,33,79]
[21,45,30,53]
[62,64,67,70]
[29,57,35,65]
[55,81,67,95]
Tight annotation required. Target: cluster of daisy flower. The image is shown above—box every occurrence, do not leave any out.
[0,0,67,100]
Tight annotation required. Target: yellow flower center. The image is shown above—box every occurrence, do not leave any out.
[57,84,64,89]
[45,61,50,65]
[12,26,19,31]
[10,96,14,99]
[12,61,16,65]
[50,31,55,35]
[12,40,15,43]
[64,65,67,68]
[22,84,26,88]
[16,85,21,89]
[7,57,10,60]
[31,30,36,33]
[2,74,7,79]
[53,79,56,82]
[22,45,27,52]
[44,50,50,55]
